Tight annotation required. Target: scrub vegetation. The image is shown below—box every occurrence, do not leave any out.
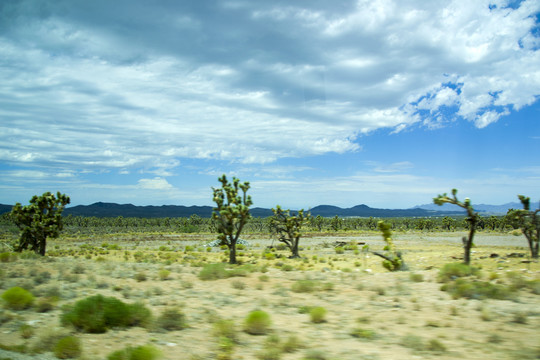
[0,184,538,359]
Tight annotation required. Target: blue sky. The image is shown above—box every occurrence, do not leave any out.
[1,0,539,209]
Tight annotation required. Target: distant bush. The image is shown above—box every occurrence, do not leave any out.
[155,307,187,331]
[107,344,162,360]
[0,252,17,262]
[441,279,514,300]
[309,307,327,323]
[54,336,82,359]
[244,310,271,335]
[61,295,152,333]
[350,327,376,339]
[437,263,480,283]
[212,319,238,343]
[1,286,35,310]
[198,263,253,280]
[291,280,318,293]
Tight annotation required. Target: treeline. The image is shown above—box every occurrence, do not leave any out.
[0,212,519,237]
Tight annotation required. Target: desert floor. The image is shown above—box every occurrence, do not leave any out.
[0,231,539,360]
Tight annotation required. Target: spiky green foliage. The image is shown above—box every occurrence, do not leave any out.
[373,221,405,271]
[507,195,539,258]
[10,191,70,255]
[212,175,253,264]
[433,189,479,264]
[269,206,311,258]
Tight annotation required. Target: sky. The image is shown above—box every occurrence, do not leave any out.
[1,0,539,210]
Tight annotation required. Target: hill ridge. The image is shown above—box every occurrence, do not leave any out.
[1,202,467,218]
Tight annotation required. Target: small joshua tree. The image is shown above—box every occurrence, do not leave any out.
[507,195,539,259]
[433,189,479,264]
[269,206,311,258]
[11,191,70,256]
[372,220,406,271]
[212,175,252,264]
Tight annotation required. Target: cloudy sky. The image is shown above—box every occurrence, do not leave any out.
[1,0,539,210]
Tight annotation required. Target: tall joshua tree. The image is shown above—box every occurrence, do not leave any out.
[11,191,70,256]
[433,189,479,264]
[212,175,252,264]
[269,206,310,258]
[507,195,539,259]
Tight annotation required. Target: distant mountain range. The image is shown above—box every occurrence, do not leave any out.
[0,201,528,218]
[1,201,467,218]
[413,202,527,215]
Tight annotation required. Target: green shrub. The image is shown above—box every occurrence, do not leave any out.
[156,308,187,331]
[231,280,246,290]
[309,307,327,323]
[198,263,229,280]
[107,344,162,360]
[302,350,327,360]
[0,252,17,262]
[441,279,513,300]
[291,280,318,293]
[54,336,82,359]
[212,319,238,343]
[158,269,170,280]
[244,310,271,335]
[426,339,447,353]
[409,273,424,282]
[19,324,34,339]
[350,327,376,339]
[437,263,479,283]
[135,272,147,282]
[334,247,344,254]
[282,334,303,353]
[61,295,152,333]
[1,287,35,310]
[401,334,425,351]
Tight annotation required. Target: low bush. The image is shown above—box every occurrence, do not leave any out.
[61,295,152,333]
[0,252,17,262]
[441,279,513,300]
[244,310,271,335]
[437,263,480,283]
[107,344,162,360]
[212,319,238,343]
[155,307,187,331]
[1,287,35,310]
[350,327,376,339]
[309,307,327,324]
[291,280,318,293]
[198,263,251,280]
[409,273,424,282]
[54,336,82,359]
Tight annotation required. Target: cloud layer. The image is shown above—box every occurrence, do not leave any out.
[0,0,539,206]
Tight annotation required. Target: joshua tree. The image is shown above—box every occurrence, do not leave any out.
[269,206,311,258]
[433,189,479,264]
[372,220,406,271]
[507,195,539,259]
[212,175,252,264]
[11,191,70,256]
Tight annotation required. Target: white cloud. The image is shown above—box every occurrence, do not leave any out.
[0,0,538,178]
[137,177,174,190]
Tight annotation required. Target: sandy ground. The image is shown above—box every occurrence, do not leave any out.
[0,231,538,360]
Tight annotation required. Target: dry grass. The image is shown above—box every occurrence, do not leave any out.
[0,231,538,359]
